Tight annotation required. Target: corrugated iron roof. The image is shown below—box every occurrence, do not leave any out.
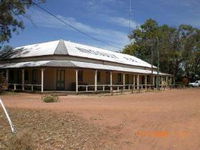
[0,40,156,69]
[0,60,169,75]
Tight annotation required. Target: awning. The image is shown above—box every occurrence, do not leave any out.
[0,60,170,76]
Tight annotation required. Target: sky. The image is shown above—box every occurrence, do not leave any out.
[6,0,200,51]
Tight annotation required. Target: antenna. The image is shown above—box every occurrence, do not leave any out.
[129,0,132,34]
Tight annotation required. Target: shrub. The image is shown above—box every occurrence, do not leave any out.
[42,95,58,103]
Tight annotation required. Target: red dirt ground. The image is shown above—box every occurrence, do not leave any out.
[1,88,200,150]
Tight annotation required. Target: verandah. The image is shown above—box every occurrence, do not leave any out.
[2,68,173,93]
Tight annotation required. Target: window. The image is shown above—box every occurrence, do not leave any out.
[78,70,83,82]
[118,73,122,83]
[97,72,101,82]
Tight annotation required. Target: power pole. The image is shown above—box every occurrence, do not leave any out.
[151,41,154,88]
[151,45,153,74]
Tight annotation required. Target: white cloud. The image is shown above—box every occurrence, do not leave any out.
[26,8,129,50]
[108,17,139,29]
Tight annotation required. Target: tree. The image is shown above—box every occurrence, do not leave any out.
[0,0,45,44]
[0,45,13,59]
[123,19,200,82]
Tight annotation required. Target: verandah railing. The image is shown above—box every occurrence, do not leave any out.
[77,84,170,93]
[7,83,172,93]
[8,83,42,91]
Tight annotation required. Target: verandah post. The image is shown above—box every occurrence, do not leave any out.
[22,69,25,91]
[123,73,125,91]
[152,75,155,89]
[132,74,135,93]
[166,76,169,87]
[75,69,78,94]
[6,69,9,83]
[137,74,140,90]
[145,75,147,90]
[133,74,135,90]
[110,71,113,93]
[6,69,9,90]
[41,68,44,93]
[94,70,97,92]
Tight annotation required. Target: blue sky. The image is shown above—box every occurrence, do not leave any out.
[6,0,200,51]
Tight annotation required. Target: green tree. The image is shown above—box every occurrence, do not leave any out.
[0,0,45,43]
[123,19,200,82]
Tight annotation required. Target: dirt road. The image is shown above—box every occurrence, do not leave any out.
[1,88,200,150]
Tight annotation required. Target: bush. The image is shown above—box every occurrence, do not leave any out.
[42,95,58,103]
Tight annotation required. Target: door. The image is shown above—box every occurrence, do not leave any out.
[56,70,65,90]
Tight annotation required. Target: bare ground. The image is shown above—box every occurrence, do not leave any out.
[1,88,200,150]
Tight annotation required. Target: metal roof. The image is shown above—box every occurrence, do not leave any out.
[0,60,169,75]
[0,40,156,69]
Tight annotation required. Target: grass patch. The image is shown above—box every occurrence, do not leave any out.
[42,95,58,103]
[8,130,34,150]
[0,91,17,96]
[0,108,116,150]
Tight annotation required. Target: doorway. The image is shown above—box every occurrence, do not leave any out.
[56,70,65,90]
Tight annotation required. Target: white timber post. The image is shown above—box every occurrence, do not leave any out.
[41,68,44,93]
[170,77,172,86]
[14,84,16,91]
[133,75,135,90]
[145,75,147,90]
[6,69,9,83]
[94,70,97,92]
[22,69,25,91]
[137,74,140,90]
[166,76,169,87]
[110,71,113,92]
[75,69,78,94]
[123,73,125,90]
[172,76,174,86]
[152,75,155,88]
[161,76,163,88]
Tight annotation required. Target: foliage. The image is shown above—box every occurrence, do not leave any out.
[0,45,13,56]
[0,0,45,44]
[123,19,200,82]
[42,95,59,103]
[0,71,8,92]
